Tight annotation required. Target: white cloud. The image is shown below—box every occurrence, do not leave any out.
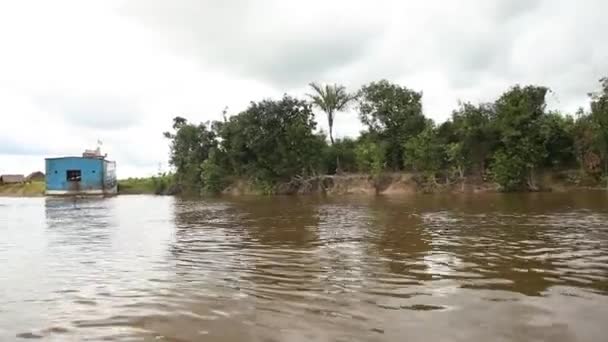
[0,0,606,177]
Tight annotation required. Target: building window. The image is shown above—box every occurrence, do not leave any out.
[66,170,82,182]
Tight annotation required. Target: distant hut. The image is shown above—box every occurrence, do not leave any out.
[0,174,25,184]
[26,171,45,182]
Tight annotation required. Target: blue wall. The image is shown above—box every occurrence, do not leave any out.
[45,157,104,191]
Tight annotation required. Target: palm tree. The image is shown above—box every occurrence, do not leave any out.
[307,82,354,145]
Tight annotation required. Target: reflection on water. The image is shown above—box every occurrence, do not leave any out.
[1,192,608,341]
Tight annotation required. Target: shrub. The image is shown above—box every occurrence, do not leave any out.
[490,150,528,191]
[355,140,386,175]
[200,159,227,194]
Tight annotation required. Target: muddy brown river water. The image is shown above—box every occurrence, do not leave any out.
[1,192,607,341]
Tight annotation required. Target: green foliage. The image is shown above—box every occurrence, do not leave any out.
[162,76,608,195]
[152,174,172,194]
[358,80,427,170]
[354,139,386,175]
[215,95,325,184]
[446,142,467,179]
[490,150,528,191]
[403,126,445,177]
[573,110,604,174]
[118,174,174,195]
[200,157,226,195]
[589,77,608,181]
[323,138,358,174]
[252,179,276,195]
[491,85,549,189]
[589,77,608,130]
[450,102,496,176]
[163,117,216,191]
[539,112,576,168]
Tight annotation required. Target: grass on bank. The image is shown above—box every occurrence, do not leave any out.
[117,175,173,195]
[0,181,45,197]
[0,176,173,197]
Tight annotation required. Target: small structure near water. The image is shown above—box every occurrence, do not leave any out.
[45,148,117,196]
[26,171,45,182]
[0,174,25,184]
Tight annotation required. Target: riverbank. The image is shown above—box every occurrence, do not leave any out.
[2,171,605,198]
[117,176,174,195]
[0,178,168,197]
[0,181,45,197]
[221,171,606,196]
[117,170,606,196]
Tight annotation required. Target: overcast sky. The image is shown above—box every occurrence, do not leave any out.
[0,0,606,177]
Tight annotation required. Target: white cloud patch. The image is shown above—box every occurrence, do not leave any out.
[122,0,385,88]
[33,92,143,130]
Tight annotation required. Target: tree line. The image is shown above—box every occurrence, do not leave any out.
[163,77,608,194]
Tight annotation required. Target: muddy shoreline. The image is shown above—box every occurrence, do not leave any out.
[2,172,605,198]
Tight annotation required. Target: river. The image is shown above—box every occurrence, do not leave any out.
[1,192,607,341]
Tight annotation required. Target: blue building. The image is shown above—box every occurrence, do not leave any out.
[45,152,117,196]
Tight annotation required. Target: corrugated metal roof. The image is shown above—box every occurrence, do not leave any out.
[0,174,25,183]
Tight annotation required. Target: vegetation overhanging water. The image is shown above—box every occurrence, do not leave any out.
[124,78,608,196]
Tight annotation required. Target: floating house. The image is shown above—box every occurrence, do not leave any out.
[45,148,117,196]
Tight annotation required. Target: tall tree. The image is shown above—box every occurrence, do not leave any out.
[491,85,549,191]
[163,117,217,191]
[307,82,354,145]
[450,102,497,177]
[214,95,325,184]
[573,109,603,175]
[538,111,576,169]
[403,125,445,183]
[589,77,608,183]
[358,80,427,170]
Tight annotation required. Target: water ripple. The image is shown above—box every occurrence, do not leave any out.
[1,193,608,341]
